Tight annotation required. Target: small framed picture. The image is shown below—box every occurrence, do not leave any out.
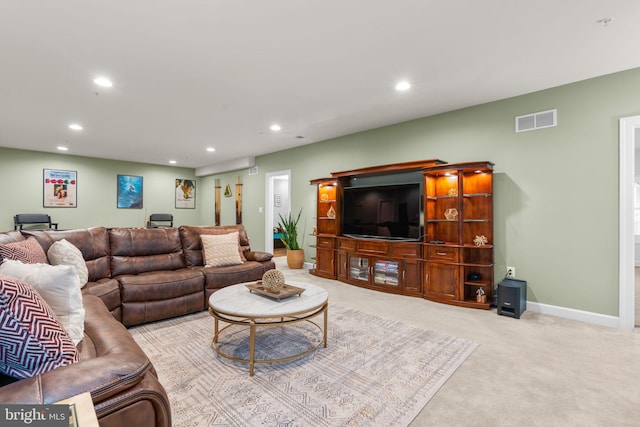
[117,175,143,208]
[175,179,196,209]
[43,169,77,207]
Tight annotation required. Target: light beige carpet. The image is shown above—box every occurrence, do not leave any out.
[130,304,477,426]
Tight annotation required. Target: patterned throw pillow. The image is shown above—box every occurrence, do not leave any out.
[0,237,47,264]
[47,239,89,287]
[0,275,79,379]
[199,228,247,262]
[201,232,244,267]
[0,260,85,345]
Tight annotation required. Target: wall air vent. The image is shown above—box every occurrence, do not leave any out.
[248,166,258,176]
[515,109,557,132]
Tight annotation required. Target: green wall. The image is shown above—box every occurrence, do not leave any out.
[237,68,640,317]
[2,67,639,317]
[0,149,202,230]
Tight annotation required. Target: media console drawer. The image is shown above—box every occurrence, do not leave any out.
[316,237,335,248]
[390,243,421,258]
[338,238,356,250]
[356,240,389,255]
[427,246,459,262]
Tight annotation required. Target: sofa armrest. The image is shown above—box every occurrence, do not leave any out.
[0,351,151,405]
[245,251,273,262]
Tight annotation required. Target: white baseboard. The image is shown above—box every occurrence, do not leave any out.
[526,301,620,329]
[298,264,624,329]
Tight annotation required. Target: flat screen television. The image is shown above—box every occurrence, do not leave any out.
[341,182,422,241]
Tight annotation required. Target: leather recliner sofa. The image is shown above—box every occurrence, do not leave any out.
[0,224,276,426]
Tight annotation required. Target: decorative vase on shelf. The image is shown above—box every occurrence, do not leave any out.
[444,208,458,221]
[473,235,488,246]
[327,205,336,219]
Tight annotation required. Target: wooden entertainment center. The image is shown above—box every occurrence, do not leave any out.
[309,159,494,309]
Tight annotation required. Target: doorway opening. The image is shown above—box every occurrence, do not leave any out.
[619,115,640,330]
[265,170,291,257]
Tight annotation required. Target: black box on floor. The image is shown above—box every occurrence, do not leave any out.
[497,278,527,319]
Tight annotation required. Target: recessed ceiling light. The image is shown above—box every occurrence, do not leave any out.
[169,160,177,164]
[93,77,113,87]
[68,123,83,131]
[57,146,68,151]
[270,124,281,131]
[395,81,411,91]
[206,147,215,152]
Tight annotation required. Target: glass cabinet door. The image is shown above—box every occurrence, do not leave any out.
[349,256,369,283]
[373,260,399,286]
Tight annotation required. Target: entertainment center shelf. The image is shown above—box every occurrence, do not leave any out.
[310,159,494,310]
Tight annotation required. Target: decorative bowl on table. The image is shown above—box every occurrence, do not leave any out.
[261,269,286,293]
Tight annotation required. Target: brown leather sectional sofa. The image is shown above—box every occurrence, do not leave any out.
[0,224,275,427]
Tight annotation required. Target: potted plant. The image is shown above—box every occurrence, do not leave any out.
[278,208,305,269]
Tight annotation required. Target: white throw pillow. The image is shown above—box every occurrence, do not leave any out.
[201,232,244,267]
[47,239,89,288]
[0,259,85,345]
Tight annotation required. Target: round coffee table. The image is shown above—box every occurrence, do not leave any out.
[208,281,328,376]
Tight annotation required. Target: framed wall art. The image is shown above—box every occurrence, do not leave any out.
[117,175,143,208]
[175,179,196,209]
[43,169,77,207]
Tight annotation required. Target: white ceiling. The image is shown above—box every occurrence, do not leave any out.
[1,1,639,171]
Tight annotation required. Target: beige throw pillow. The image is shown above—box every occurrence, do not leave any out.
[47,239,89,288]
[0,259,85,345]
[201,232,244,267]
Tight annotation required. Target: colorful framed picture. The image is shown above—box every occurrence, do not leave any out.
[43,169,77,207]
[175,179,196,209]
[117,175,143,208]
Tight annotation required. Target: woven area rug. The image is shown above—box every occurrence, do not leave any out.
[130,305,478,427]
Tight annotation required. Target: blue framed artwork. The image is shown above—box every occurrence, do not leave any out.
[117,175,143,209]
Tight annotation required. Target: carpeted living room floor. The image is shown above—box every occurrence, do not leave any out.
[276,257,640,426]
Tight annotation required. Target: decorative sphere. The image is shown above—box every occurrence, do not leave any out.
[262,269,286,293]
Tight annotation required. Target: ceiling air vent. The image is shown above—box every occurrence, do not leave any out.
[515,109,557,133]
[248,166,258,176]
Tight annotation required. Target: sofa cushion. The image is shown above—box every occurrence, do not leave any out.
[0,260,85,345]
[82,278,122,319]
[0,231,25,245]
[0,237,47,264]
[198,261,266,300]
[110,228,187,276]
[119,269,204,326]
[23,227,111,282]
[0,275,79,379]
[179,225,251,267]
[47,239,89,287]
[201,232,244,267]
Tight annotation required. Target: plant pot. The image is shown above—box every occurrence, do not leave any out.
[286,249,305,269]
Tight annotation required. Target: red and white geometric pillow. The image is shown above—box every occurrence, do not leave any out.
[0,237,48,264]
[0,260,85,345]
[0,275,79,379]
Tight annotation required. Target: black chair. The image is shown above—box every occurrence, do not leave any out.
[147,213,173,228]
[14,214,58,230]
